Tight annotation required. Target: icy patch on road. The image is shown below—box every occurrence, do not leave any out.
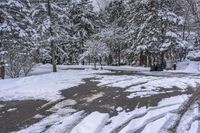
[82,92,104,102]
[70,112,109,133]
[0,70,109,101]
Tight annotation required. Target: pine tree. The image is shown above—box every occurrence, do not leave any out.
[0,0,35,78]
[69,0,102,58]
[101,0,128,66]
[31,0,72,71]
[126,0,186,66]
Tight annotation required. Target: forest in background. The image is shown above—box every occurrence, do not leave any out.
[0,0,200,78]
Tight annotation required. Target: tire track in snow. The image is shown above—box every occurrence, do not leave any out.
[118,104,180,133]
[165,89,200,133]
[103,104,180,133]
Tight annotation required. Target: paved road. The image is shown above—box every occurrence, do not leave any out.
[0,71,194,133]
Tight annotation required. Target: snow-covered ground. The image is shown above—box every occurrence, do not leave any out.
[176,103,200,133]
[95,74,200,99]
[0,69,109,101]
[1,64,200,133]
[167,61,200,74]
[12,95,192,133]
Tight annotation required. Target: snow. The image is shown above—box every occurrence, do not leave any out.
[70,112,109,133]
[184,61,200,73]
[82,92,104,102]
[33,114,44,119]
[73,0,111,12]
[31,64,150,75]
[126,77,198,98]
[166,31,178,38]
[104,66,150,72]
[102,108,147,133]
[141,115,171,133]
[187,50,200,61]
[116,107,123,112]
[44,111,83,133]
[90,0,111,12]
[0,104,5,109]
[102,95,188,133]
[48,99,77,112]
[15,109,82,133]
[189,121,199,133]
[16,96,81,133]
[95,75,137,87]
[168,61,200,73]
[119,104,180,133]
[176,103,200,133]
[0,69,109,101]
[94,74,200,99]
[1,64,200,133]
[7,108,17,112]
[158,95,189,106]
[8,0,23,8]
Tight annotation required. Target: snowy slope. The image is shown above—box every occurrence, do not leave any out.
[184,61,200,73]
[168,61,200,73]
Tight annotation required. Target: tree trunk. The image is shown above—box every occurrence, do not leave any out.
[88,55,91,65]
[107,54,113,65]
[47,0,57,72]
[118,46,121,66]
[139,51,144,66]
[51,43,57,72]
[0,64,5,79]
[94,58,97,70]
[161,52,165,63]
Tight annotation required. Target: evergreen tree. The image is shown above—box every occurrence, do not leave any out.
[69,0,102,58]
[31,0,73,70]
[0,0,35,77]
[126,0,186,65]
